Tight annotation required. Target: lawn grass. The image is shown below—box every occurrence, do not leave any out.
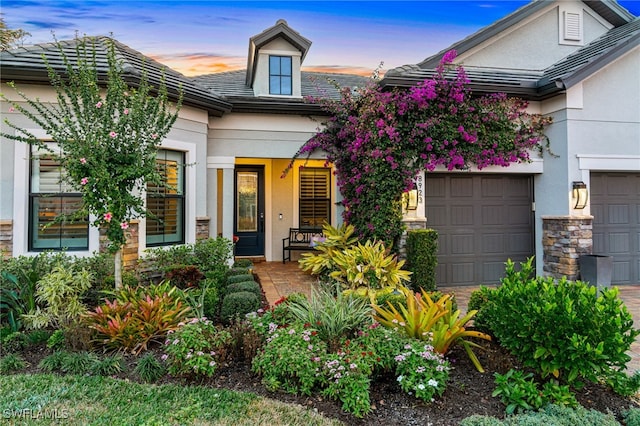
[0,374,344,426]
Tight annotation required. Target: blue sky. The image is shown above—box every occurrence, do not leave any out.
[3,1,640,76]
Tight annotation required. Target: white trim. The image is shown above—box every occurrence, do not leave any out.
[577,155,640,171]
[261,49,302,57]
[235,158,272,260]
[12,129,100,257]
[429,157,544,173]
[138,138,198,256]
[207,156,236,169]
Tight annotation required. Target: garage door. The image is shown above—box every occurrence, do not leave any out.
[425,174,534,286]
[591,173,640,285]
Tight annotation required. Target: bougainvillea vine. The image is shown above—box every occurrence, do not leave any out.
[285,51,552,248]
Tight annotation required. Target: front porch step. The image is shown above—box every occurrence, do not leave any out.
[234,255,266,264]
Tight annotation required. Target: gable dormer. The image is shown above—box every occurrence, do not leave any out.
[246,19,312,98]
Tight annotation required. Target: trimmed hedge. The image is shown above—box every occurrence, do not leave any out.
[405,228,438,292]
[225,281,261,298]
[220,291,261,324]
[227,274,255,285]
[227,267,251,277]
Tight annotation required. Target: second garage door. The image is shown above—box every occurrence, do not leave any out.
[425,174,534,286]
[591,172,640,285]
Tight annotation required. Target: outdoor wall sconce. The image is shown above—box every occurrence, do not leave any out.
[404,189,419,210]
[572,181,588,209]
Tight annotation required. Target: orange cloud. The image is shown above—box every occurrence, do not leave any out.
[149,53,246,76]
[149,53,382,78]
[302,65,383,77]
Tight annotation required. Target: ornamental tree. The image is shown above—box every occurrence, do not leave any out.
[1,37,182,287]
[286,51,551,248]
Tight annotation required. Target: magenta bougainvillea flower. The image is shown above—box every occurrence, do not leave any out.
[284,50,552,247]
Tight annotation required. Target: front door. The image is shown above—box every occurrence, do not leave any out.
[234,166,265,256]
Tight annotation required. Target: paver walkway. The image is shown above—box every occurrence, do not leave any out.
[253,261,640,374]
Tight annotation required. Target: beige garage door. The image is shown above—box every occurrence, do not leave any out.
[591,173,640,285]
[425,174,534,286]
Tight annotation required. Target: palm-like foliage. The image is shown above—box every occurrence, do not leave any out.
[373,285,491,372]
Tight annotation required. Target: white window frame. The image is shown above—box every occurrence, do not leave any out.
[13,130,100,257]
[138,139,197,255]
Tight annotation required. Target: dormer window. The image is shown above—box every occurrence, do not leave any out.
[246,19,311,98]
[269,56,292,95]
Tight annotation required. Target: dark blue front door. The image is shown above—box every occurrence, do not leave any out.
[234,166,265,256]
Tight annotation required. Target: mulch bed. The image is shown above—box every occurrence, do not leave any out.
[13,337,639,426]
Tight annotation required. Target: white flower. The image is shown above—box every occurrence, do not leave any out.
[397,375,404,382]
[428,379,438,387]
[417,383,425,390]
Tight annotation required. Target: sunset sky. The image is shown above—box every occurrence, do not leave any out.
[3,0,640,77]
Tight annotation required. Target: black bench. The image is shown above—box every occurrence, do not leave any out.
[282,228,324,263]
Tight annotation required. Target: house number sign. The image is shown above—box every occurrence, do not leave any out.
[416,175,423,204]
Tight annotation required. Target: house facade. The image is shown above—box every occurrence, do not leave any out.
[1,1,638,285]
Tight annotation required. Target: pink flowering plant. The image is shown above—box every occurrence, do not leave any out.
[249,302,453,418]
[1,37,182,287]
[163,317,232,378]
[285,51,551,246]
[251,321,328,395]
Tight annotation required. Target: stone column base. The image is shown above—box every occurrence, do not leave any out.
[542,215,592,280]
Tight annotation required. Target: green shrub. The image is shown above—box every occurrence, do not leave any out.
[220,291,261,324]
[144,237,233,278]
[493,369,577,415]
[91,354,125,376]
[26,329,51,345]
[0,353,27,373]
[605,370,640,397]
[227,267,251,277]
[38,350,70,373]
[286,283,372,351]
[39,351,101,375]
[46,329,66,350]
[467,285,497,334]
[461,404,620,426]
[192,237,234,273]
[61,351,100,375]
[483,257,639,388]
[0,331,28,353]
[227,274,255,285]
[233,259,254,269]
[22,264,93,331]
[225,281,262,298]
[624,408,640,426]
[405,228,438,292]
[134,353,166,383]
[163,317,232,378]
[184,279,221,320]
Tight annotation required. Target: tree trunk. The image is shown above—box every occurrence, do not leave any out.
[114,248,123,289]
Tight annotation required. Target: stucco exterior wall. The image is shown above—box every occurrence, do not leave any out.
[0,83,210,257]
[208,112,324,159]
[459,3,611,71]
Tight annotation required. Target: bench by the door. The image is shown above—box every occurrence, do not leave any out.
[282,228,324,263]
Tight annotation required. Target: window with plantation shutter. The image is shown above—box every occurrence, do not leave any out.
[299,168,330,229]
[29,144,88,251]
[146,149,185,246]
